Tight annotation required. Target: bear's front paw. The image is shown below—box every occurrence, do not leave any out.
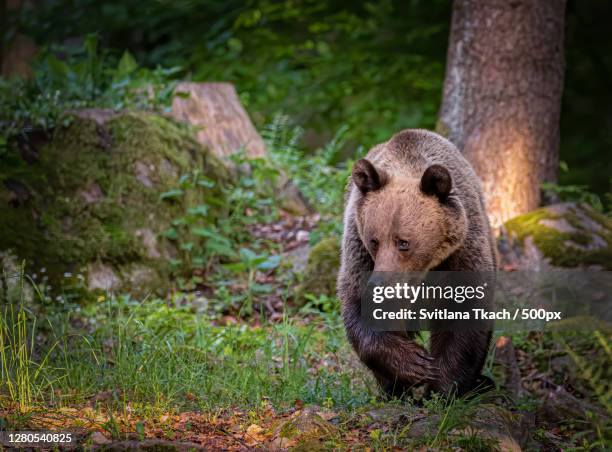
[395,341,438,383]
[359,334,438,386]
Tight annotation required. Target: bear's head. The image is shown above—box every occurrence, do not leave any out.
[352,159,467,272]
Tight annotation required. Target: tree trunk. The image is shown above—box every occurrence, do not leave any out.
[437,0,566,228]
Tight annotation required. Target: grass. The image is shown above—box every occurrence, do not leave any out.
[0,277,373,420]
[0,301,32,411]
[0,267,65,413]
[1,269,611,450]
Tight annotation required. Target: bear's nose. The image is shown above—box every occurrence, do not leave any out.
[368,272,385,287]
[367,271,398,287]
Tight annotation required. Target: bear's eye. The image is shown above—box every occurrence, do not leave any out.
[369,239,379,249]
[397,239,410,251]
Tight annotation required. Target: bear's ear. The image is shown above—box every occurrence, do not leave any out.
[420,165,452,201]
[352,159,388,195]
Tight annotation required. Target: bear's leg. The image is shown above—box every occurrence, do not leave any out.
[364,331,432,398]
[344,303,437,395]
[362,332,437,398]
[429,330,491,396]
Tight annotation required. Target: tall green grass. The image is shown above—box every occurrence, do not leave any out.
[0,266,62,412]
[0,300,32,411]
[0,269,373,418]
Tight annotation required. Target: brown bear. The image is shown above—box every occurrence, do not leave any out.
[338,129,496,397]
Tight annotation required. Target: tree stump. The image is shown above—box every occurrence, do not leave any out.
[171,82,266,161]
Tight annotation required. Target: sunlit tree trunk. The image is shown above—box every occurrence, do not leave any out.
[437,0,566,228]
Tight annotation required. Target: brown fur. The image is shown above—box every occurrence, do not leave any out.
[338,129,496,397]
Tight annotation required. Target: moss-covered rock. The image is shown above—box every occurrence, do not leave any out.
[296,236,341,302]
[500,203,612,270]
[0,110,228,299]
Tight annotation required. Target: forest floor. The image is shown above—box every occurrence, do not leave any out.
[1,214,610,451]
[1,305,609,450]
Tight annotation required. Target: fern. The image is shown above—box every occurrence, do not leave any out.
[560,331,612,415]
[265,114,356,224]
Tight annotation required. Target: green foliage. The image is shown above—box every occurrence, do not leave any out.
[223,248,280,315]
[560,331,612,416]
[299,294,339,317]
[265,114,354,237]
[160,169,234,275]
[226,151,281,226]
[542,181,610,214]
[563,331,612,449]
[4,0,611,199]
[208,0,448,147]
[161,150,282,288]
[160,115,354,286]
[0,34,180,150]
[0,280,33,412]
[266,116,350,215]
[12,0,450,153]
[510,329,612,448]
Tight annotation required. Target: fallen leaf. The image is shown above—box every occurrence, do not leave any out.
[245,424,267,446]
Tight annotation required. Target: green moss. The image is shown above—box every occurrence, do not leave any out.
[296,236,341,302]
[570,232,592,246]
[583,205,612,230]
[504,205,612,269]
[0,111,228,297]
